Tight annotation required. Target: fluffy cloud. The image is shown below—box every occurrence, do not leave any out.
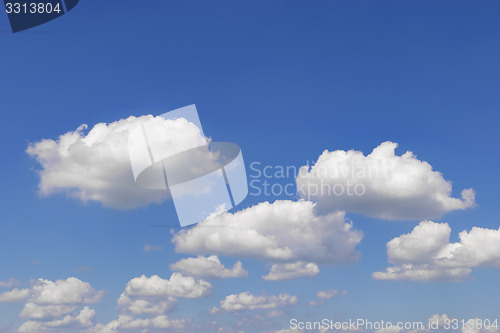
[91,314,188,332]
[296,141,475,220]
[373,221,500,281]
[76,306,96,326]
[124,273,211,298]
[20,303,76,319]
[428,313,453,329]
[0,288,30,302]
[7,277,103,332]
[26,115,206,209]
[0,277,101,306]
[173,200,362,265]
[18,306,96,332]
[31,277,105,304]
[262,262,319,281]
[170,255,248,279]
[309,289,347,306]
[117,294,177,315]
[386,221,452,264]
[212,292,298,312]
[89,272,211,332]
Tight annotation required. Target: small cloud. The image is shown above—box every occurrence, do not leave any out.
[170,255,247,279]
[143,244,164,252]
[208,306,219,315]
[212,291,298,312]
[309,288,347,306]
[262,261,319,281]
[124,273,211,299]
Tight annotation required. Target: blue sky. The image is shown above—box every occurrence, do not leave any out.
[1,1,500,332]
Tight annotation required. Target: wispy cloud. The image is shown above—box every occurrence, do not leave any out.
[143,244,164,252]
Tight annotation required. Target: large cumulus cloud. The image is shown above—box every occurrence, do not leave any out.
[173,200,363,265]
[26,115,205,209]
[296,141,475,220]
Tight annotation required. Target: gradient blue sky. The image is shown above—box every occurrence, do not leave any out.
[1,1,500,332]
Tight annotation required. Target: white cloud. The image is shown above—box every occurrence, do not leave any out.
[428,313,453,329]
[26,115,206,209]
[0,277,101,306]
[296,141,475,220]
[17,321,41,333]
[170,255,248,279]
[309,288,347,306]
[373,264,472,282]
[117,294,177,315]
[18,307,96,332]
[386,221,452,264]
[91,314,188,332]
[31,277,105,304]
[208,306,220,315]
[373,221,500,281]
[20,302,76,319]
[173,200,362,265]
[212,291,298,312]
[11,277,103,332]
[124,273,211,298]
[93,272,208,331]
[316,289,347,299]
[76,306,96,326]
[439,226,500,268]
[262,262,319,281]
[0,288,30,302]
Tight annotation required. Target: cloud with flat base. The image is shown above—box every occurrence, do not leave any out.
[374,221,500,281]
[296,141,475,220]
